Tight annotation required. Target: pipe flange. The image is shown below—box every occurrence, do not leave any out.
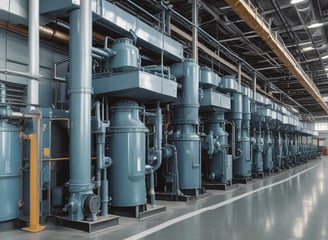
[68,183,93,193]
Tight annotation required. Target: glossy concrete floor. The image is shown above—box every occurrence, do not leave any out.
[0,157,327,240]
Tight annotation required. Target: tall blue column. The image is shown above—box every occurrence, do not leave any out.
[67,0,99,221]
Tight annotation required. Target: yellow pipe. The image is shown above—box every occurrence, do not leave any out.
[224,0,328,114]
[22,134,45,232]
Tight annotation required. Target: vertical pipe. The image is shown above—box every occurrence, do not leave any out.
[192,0,198,63]
[67,0,93,220]
[0,83,5,104]
[101,169,108,216]
[238,63,242,91]
[27,0,39,109]
[253,71,257,101]
[166,10,171,35]
[22,134,45,232]
[69,2,92,188]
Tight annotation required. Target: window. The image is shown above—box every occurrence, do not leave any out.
[315,122,328,131]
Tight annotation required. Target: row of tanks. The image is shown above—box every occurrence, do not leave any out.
[0,36,320,229]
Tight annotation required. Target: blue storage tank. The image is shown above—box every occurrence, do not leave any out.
[0,120,21,221]
[170,59,201,193]
[108,100,148,207]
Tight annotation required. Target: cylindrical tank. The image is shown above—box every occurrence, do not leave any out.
[205,111,229,183]
[228,92,242,139]
[263,130,273,172]
[170,59,201,192]
[199,66,220,88]
[220,75,238,93]
[0,120,21,221]
[235,94,252,177]
[108,38,139,71]
[253,130,264,174]
[108,100,148,206]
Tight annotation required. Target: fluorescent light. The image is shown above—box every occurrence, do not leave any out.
[301,46,314,52]
[322,55,328,60]
[298,41,312,46]
[308,22,324,29]
[325,67,328,71]
[291,0,306,4]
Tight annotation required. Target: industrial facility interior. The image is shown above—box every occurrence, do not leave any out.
[1,0,328,239]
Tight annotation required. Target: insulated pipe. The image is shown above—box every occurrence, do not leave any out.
[27,0,39,109]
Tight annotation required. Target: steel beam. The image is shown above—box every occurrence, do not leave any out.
[224,0,328,113]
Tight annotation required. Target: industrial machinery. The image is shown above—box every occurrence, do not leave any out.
[251,91,265,177]
[0,0,321,234]
[92,37,177,217]
[251,92,274,176]
[164,59,202,197]
[221,76,252,183]
[0,87,22,223]
[199,67,232,190]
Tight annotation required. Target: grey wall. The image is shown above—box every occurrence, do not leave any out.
[0,29,68,108]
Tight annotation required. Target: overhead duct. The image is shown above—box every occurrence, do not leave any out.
[224,0,328,114]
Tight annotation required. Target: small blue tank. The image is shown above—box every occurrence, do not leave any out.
[109,100,148,207]
[0,119,21,221]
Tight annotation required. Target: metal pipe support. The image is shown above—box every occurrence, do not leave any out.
[22,134,45,232]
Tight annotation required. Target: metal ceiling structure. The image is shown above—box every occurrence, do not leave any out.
[106,0,328,118]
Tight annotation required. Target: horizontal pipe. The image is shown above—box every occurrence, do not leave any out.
[0,20,105,46]
[0,68,38,79]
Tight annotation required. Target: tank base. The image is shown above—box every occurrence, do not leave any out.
[155,192,196,202]
[273,167,282,172]
[232,176,252,184]
[110,204,166,219]
[55,215,119,233]
[0,220,19,232]
[181,188,211,200]
[252,172,265,178]
[181,188,208,197]
[263,169,273,176]
[203,181,232,190]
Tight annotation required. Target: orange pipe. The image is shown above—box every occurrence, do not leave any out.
[22,134,45,232]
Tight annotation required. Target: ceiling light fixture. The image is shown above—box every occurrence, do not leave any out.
[322,55,328,60]
[301,46,314,52]
[291,0,306,4]
[307,22,324,29]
